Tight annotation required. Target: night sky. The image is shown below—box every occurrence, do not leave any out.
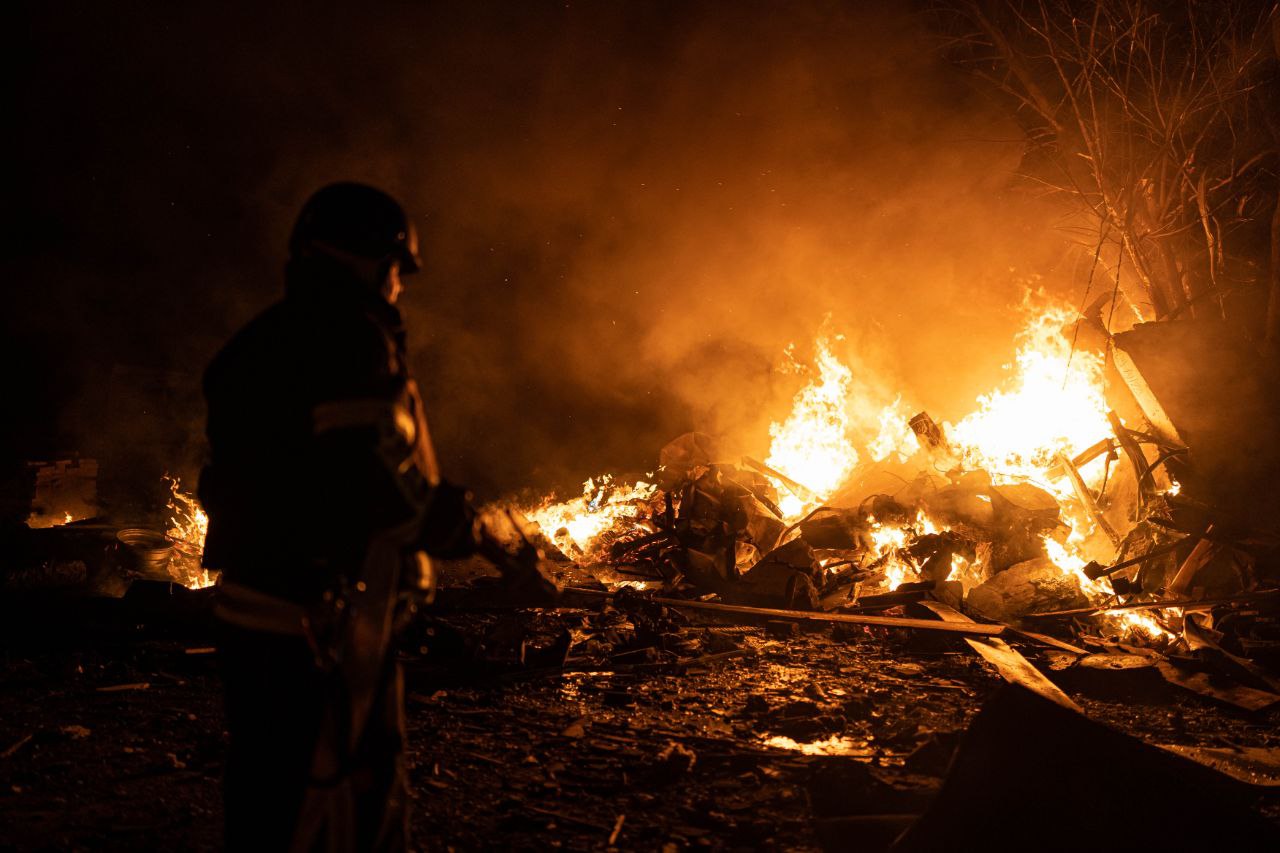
[12,1,1067,501]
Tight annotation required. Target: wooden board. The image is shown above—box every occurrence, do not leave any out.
[916,600,1082,712]
[560,588,1006,637]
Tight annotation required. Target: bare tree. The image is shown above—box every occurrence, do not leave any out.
[930,0,1279,340]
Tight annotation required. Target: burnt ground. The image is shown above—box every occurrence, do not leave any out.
[3,586,1280,852]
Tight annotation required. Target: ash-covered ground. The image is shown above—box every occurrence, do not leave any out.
[3,575,1278,851]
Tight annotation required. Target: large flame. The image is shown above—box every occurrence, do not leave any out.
[866,397,918,463]
[756,296,1166,639]
[947,302,1111,495]
[764,335,859,519]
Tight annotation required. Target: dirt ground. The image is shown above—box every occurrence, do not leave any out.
[3,589,1279,852]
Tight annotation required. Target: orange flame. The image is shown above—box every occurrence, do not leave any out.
[946,300,1111,495]
[522,475,657,559]
[164,475,214,589]
[764,335,859,519]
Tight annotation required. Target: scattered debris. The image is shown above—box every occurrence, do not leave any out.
[893,685,1280,850]
[914,600,1080,712]
[94,682,151,693]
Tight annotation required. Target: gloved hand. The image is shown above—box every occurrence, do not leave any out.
[475,508,560,606]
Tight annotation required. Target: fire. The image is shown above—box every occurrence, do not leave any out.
[511,291,1172,642]
[1043,537,1169,640]
[764,335,859,519]
[867,511,947,590]
[164,475,214,589]
[522,475,657,559]
[868,516,914,590]
[946,301,1111,494]
[866,397,918,463]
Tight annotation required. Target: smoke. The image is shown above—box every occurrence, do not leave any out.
[12,1,1074,501]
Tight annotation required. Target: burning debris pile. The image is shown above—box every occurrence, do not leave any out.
[4,472,216,595]
[511,296,1280,704]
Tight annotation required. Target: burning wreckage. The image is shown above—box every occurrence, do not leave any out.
[513,302,1280,705]
[6,299,1280,847]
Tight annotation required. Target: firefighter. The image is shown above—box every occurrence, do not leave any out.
[199,182,555,851]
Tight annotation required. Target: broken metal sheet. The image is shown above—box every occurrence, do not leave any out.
[737,493,785,554]
[1184,611,1280,693]
[798,508,866,550]
[988,482,1060,521]
[918,485,994,529]
[892,684,1280,851]
[1156,745,1280,787]
[916,601,1081,713]
[1154,660,1280,712]
[657,432,723,478]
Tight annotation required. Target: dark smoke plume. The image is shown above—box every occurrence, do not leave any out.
[11,1,1072,502]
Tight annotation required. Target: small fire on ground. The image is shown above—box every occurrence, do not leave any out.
[164,475,214,589]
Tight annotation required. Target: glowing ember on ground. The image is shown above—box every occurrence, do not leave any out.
[762,734,873,757]
[164,475,214,589]
[764,335,859,519]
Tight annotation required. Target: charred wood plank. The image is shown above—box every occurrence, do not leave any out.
[1168,525,1219,598]
[915,600,1081,712]
[1003,627,1088,655]
[1154,661,1280,712]
[1082,537,1190,580]
[559,587,1005,636]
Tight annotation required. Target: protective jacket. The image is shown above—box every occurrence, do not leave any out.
[200,254,473,602]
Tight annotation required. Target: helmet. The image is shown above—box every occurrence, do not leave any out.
[289,182,421,273]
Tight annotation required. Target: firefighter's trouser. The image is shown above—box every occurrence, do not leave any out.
[218,622,407,852]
